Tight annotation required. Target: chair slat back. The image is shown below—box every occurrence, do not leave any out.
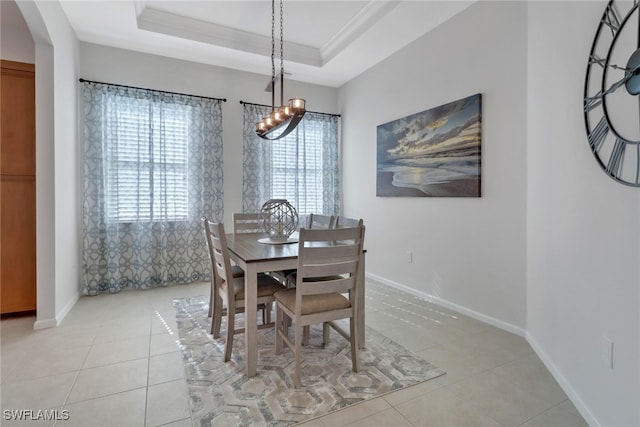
[203,218,233,284]
[334,216,363,228]
[233,212,264,234]
[303,260,359,280]
[296,226,365,297]
[302,276,357,295]
[300,244,360,265]
[306,213,335,229]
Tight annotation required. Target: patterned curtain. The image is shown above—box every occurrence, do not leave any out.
[81,82,223,295]
[242,103,340,216]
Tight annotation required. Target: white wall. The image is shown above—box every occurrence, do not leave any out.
[339,1,528,332]
[79,43,339,226]
[527,2,639,426]
[341,0,639,425]
[17,0,81,328]
[0,0,35,63]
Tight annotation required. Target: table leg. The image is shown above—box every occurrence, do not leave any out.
[357,251,366,349]
[244,264,258,377]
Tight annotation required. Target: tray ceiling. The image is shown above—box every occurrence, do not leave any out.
[60,0,475,87]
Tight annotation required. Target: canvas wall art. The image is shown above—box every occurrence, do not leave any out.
[376,93,482,197]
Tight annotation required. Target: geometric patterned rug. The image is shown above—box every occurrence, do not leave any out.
[173,295,445,426]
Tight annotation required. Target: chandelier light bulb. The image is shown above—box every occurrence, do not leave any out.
[289,98,305,111]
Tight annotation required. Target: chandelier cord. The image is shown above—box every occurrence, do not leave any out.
[280,0,284,107]
[271,0,276,112]
[255,0,306,140]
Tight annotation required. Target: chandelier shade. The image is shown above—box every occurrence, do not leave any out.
[255,0,306,140]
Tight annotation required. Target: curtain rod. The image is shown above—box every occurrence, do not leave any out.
[79,78,227,103]
[239,100,341,118]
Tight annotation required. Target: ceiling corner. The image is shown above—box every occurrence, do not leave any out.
[320,1,399,65]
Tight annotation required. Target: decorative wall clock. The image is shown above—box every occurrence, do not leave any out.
[584,0,640,186]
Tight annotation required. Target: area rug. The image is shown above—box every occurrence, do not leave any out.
[173,295,445,426]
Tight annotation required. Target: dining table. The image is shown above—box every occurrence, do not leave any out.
[225,231,366,377]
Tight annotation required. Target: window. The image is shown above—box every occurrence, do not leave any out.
[270,125,325,214]
[82,81,224,294]
[242,104,340,216]
[105,102,189,222]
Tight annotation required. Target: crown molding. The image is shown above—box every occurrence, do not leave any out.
[320,1,399,65]
[135,2,322,67]
[134,1,402,69]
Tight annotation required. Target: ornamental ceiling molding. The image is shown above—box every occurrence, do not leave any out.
[134,0,398,68]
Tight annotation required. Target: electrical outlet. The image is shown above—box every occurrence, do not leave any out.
[406,250,413,264]
[602,336,614,369]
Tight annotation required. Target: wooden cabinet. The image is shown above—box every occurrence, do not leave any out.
[1,60,36,315]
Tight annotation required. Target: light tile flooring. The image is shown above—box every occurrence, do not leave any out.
[0,280,588,427]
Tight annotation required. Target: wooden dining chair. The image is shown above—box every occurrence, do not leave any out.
[234,212,290,289]
[203,217,285,362]
[306,213,335,229]
[287,213,338,342]
[203,216,246,317]
[233,212,264,234]
[274,225,365,387]
[334,216,363,228]
[282,213,335,283]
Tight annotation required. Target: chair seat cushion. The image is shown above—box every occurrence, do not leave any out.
[225,274,284,300]
[274,288,351,315]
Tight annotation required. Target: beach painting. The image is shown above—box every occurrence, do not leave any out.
[376,94,481,197]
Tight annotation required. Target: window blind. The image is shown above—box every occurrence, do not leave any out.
[270,126,324,215]
[105,100,189,222]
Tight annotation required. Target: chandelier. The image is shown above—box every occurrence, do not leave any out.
[255,0,306,140]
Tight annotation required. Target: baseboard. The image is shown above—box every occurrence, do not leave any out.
[33,292,79,330]
[33,317,57,330]
[366,272,600,426]
[55,292,80,325]
[526,332,600,427]
[365,272,526,337]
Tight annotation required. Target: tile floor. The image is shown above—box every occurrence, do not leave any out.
[0,280,588,427]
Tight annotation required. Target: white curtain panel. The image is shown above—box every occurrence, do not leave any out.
[81,82,223,294]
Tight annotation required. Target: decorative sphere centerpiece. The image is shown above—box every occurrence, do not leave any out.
[260,199,298,242]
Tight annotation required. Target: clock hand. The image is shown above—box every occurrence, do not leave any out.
[591,48,640,72]
[585,72,635,108]
[609,63,632,71]
[608,72,635,94]
[590,55,630,71]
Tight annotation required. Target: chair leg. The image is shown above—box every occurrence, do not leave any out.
[303,325,310,346]
[283,312,291,333]
[211,296,223,338]
[322,322,330,347]
[350,316,359,373]
[208,289,214,318]
[224,305,235,362]
[265,302,272,324]
[294,322,303,388]
[274,303,283,355]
